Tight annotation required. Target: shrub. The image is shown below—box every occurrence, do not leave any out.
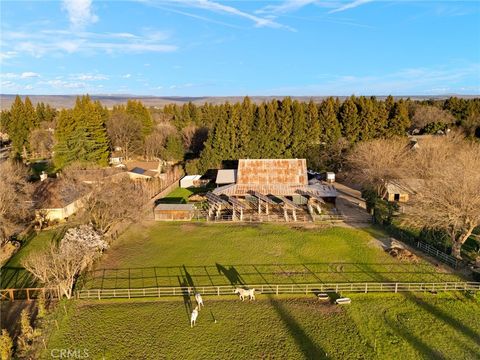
[0,329,13,360]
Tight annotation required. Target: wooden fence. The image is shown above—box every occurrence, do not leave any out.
[0,287,61,301]
[75,281,480,300]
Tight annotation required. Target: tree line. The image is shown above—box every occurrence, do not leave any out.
[1,95,479,172]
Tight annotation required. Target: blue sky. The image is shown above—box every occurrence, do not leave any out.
[1,0,479,96]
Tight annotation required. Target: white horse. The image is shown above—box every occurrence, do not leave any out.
[190,306,199,327]
[234,288,255,301]
[195,293,204,309]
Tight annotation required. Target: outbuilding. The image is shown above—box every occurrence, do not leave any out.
[154,203,196,221]
[180,175,202,188]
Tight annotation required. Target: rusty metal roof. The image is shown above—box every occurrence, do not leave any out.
[213,183,337,197]
[237,159,307,186]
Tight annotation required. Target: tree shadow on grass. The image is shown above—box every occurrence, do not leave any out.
[215,263,245,286]
[0,267,35,289]
[177,275,192,323]
[267,295,329,359]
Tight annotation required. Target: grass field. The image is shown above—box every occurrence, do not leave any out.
[81,222,462,289]
[156,186,208,204]
[1,228,63,289]
[45,292,480,360]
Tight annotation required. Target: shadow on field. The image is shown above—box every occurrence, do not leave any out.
[360,262,479,357]
[0,267,35,289]
[81,261,459,290]
[215,263,245,285]
[177,276,192,323]
[267,295,328,359]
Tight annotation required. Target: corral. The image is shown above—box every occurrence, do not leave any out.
[208,159,338,222]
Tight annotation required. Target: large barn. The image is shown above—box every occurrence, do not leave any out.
[206,159,337,222]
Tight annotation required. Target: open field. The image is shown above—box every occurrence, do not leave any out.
[45,292,480,360]
[80,223,462,290]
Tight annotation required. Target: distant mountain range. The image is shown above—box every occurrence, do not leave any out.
[1,94,478,110]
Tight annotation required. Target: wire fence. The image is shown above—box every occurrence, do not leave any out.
[75,281,480,300]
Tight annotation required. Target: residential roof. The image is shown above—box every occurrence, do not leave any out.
[386,179,423,195]
[154,204,195,211]
[127,161,160,172]
[33,178,90,209]
[236,159,307,186]
[216,169,237,184]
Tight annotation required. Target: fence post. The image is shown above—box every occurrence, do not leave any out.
[305,284,308,295]
[365,283,368,294]
[26,289,30,301]
[128,289,131,299]
[98,289,101,300]
[217,287,220,296]
[394,283,398,293]
[276,285,279,295]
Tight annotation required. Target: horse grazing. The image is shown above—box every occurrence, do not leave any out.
[234,288,255,301]
[190,306,199,327]
[195,293,204,309]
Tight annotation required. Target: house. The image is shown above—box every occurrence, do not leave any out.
[180,175,202,188]
[126,160,162,180]
[208,159,338,222]
[385,179,422,202]
[154,203,196,221]
[215,169,237,186]
[109,151,124,166]
[33,179,89,222]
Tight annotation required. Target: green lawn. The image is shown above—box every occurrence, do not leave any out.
[80,223,462,289]
[1,228,64,289]
[157,186,208,204]
[45,292,480,360]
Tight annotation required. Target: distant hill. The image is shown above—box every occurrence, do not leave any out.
[1,94,478,110]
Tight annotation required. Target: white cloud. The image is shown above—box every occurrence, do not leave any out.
[328,0,373,14]
[62,0,98,29]
[72,73,108,81]
[1,30,177,57]
[20,72,40,78]
[122,74,132,78]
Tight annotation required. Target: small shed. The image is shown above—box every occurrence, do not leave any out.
[154,204,195,221]
[326,172,335,183]
[180,175,202,188]
[216,169,237,186]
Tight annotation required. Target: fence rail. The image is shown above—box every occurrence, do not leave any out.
[416,241,459,268]
[0,287,61,301]
[75,281,480,300]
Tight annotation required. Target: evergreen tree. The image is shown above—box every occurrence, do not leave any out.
[305,100,321,146]
[339,96,360,143]
[387,99,411,136]
[357,96,376,141]
[319,97,341,144]
[24,97,39,130]
[163,134,184,161]
[237,97,254,158]
[265,100,280,157]
[9,96,30,156]
[126,100,153,136]
[290,100,307,157]
[276,97,293,157]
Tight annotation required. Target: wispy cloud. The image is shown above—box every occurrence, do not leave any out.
[1,29,177,58]
[263,63,480,95]
[328,0,373,14]
[140,0,294,31]
[62,0,98,29]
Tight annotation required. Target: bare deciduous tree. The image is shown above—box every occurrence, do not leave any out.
[402,137,480,259]
[82,176,147,235]
[0,161,34,245]
[412,105,455,130]
[106,111,143,160]
[29,128,54,159]
[22,225,107,298]
[346,138,410,197]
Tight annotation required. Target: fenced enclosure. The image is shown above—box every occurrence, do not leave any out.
[416,241,460,268]
[75,281,480,300]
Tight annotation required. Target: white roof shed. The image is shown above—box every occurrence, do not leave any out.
[180,175,202,188]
